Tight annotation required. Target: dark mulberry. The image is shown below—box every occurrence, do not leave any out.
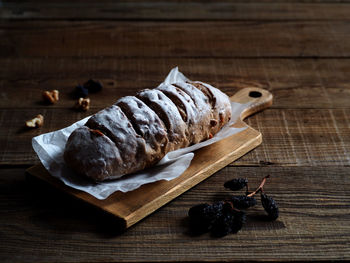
[211,203,246,237]
[211,203,234,237]
[188,202,223,234]
[224,178,248,191]
[187,175,279,238]
[229,195,257,209]
[261,193,279,220]
[84,79,103,93]
[231,210,246,234]
[74,85,89,98]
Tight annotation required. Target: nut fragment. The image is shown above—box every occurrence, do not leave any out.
[43,90,59,104]
[25,114,44,128]
[75,97,90,111]
[52,90,59,101]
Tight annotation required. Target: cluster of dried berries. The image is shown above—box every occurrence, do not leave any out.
[74,79,103,99]
[188,175,279,237]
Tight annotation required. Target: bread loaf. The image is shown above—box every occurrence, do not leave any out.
[64,81,232,181]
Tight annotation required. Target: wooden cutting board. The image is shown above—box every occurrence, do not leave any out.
[26,87,273,229]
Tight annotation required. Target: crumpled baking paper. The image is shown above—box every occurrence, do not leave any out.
[32,67,247,200]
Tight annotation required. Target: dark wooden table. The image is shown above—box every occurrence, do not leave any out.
[1,1,350,262]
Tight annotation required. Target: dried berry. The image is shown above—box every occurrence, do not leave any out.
[188,203,210,218]
[188,202,223,234]
[84,79,103,93]
[211,203,246,237]
[229,195,257,209]
[231,210,246,234]
[211,215,234,237]
[261,192,279,220]
[74,85,89,98]
[224,178,248,191]
[210,201,225,219]
[210,119,218,127]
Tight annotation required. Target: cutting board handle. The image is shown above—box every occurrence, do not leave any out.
[230,87,273,120]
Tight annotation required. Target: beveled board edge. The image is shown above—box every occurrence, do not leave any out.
[124,129,261,227]
[26,127,261,229]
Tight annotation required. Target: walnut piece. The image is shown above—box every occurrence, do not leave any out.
[75,97,90,111]
[25,114,44,128]
[43,90,59,104]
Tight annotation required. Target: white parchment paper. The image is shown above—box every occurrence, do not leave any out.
[32,67,248,200]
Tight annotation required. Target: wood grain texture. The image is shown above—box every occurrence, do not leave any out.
[1,166,349,262]
[1,0,350,261]
[2,2,350,21]
[1,57,349,167]
[1,58,350,109]
[1,20,350,58]
[2,108,350,166]
[241,108,350,166]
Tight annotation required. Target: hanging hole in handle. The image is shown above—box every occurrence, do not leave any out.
[249,91,262,98]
